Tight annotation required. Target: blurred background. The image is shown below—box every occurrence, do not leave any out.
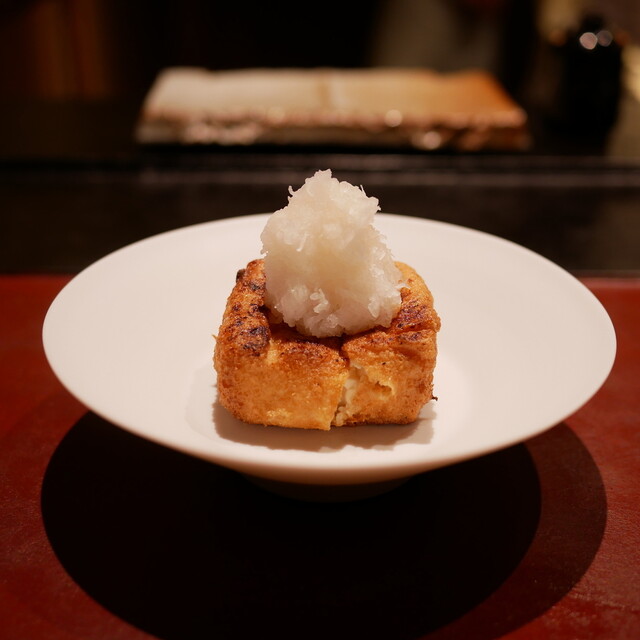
[3,7,639,640]
[1,0,639,273]
[1,0,640,154]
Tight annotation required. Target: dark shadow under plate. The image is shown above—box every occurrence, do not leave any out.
[41,413,605,640]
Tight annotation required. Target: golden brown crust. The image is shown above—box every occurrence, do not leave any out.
[213,259,439,430]
[337,263,440,426]
[214,260,348,430]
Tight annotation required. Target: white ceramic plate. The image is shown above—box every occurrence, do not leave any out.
[43,214,616,487]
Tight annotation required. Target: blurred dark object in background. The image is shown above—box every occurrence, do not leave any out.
[544,13,624,139]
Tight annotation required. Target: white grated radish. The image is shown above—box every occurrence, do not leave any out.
[260,169,402,337]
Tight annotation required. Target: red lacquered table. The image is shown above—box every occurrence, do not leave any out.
[1,274,639,640]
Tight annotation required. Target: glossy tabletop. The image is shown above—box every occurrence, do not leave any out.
[1,271,639,640]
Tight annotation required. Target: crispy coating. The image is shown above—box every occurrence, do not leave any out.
[337,262,440,426]
[213,260,348,430]
[213,259,439,430]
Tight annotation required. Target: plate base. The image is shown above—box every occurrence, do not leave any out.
[243,474,410,502]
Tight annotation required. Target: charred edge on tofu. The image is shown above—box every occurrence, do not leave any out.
[229,263,435,364]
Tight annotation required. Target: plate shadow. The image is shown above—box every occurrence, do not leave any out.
[212,399,434,451]
[41,415,605,640]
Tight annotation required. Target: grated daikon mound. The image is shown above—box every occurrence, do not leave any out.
[260,169,402,338]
